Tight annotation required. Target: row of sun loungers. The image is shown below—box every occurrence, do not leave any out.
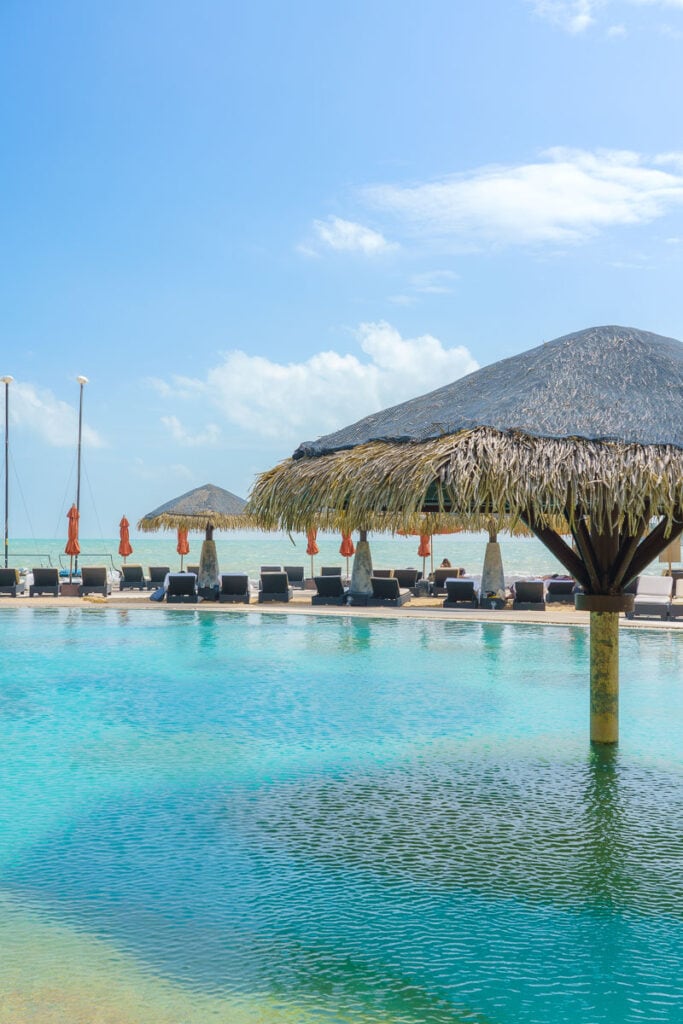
[0,566,113,597]
[4,564,683,618]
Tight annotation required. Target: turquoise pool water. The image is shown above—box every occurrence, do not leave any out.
[1,609,683,1023]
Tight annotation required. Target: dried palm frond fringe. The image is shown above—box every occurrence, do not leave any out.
[137,512,254,532]
[247,428,683,536]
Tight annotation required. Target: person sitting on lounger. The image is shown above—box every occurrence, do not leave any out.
[440,559,451,568]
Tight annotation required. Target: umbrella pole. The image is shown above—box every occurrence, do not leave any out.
[310,554,314,580]
[69,554,73,584]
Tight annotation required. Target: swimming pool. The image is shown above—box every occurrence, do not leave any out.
[1,609,682,1023]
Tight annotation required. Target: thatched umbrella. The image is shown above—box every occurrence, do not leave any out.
[248,325,683,744]
[138,483,248,598]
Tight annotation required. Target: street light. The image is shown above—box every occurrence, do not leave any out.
[1,376,13,569]
[74,375,88,572]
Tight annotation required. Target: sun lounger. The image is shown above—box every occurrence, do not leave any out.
[148,566,170,590]
[187,564,199,577]
[218,573,250,603]
[0,568,25,597]
[30,567,60,597]
[312,575,349,605]
[320,566,342,576]
[258,571,293,603]
[166,573,198,603]
[626,575,673,620]
[119,564,148,591]
[430,567,465,596]
[81,566,111,597]
[260,564,282,573]
[513,579,546,611]
[283,565,305,588]
[368,576,410,607]
[668,579,683,619]
[372,568,393,578]
[545,577,576,604]
[392,568,421,591]
[443,578,478,608]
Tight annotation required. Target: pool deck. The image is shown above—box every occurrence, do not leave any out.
[2,587,681,630]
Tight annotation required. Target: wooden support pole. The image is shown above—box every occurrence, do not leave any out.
[590,611,619,744]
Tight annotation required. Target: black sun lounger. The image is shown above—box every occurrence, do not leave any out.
[0,568,25,597]
[312,575,349,605]
[320,566,342,576]
[30,567,60,597]
[81,566,111,596]
[443,578,478,608]
[283,565,305,588]
[512,580,546,611]
[545,578,576,604]
[392,568,421,591]
[148,566,171,590]
[119,564,148,590]
[166,573,198,603]
[368,576,410,607]
[258,571,293,603]
[219,573,250,603]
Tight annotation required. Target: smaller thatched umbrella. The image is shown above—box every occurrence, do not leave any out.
[138,484,248,598]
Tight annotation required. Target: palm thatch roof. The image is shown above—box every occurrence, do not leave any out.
[248,326,683,535]
[138,483,249,532]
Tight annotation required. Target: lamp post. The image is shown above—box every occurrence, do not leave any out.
[1,376,12,569]
[74,375,88,573]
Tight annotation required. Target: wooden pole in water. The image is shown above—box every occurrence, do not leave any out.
[590,611,619,743]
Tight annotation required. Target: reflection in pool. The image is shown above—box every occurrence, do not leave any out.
[1,609,682,1023]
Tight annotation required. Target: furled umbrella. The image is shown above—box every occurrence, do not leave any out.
[138,484,250,599]
[339,532,355,581]
[248,325,683,744]
[118,516,133,564]
[65,504,80,582]
[176,527,190,571]
[417,534,431,580]
[306,528,319,581]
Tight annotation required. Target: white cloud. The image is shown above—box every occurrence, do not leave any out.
[607,22,627,33]
[9,381,105,448]
[309,216,397,255]
[529,0,599,31]
[411,270,459,294]
[160,415,221,446]
[364,148,683,247]
[155,323,479,441]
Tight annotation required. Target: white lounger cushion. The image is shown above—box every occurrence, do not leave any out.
[635,576,673,598]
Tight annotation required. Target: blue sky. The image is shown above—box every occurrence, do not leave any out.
[2,0,683,538]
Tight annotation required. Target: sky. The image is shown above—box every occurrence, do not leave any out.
[2,0,683,539]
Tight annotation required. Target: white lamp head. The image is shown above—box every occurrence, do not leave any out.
[0,376,13,385]
[76,375,89,385]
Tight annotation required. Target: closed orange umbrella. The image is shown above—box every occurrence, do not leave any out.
[176,527,190,570]
[65,504,80,581]
[118,516,133,563]
[306,528,319,579]
[339,532,355,579]
[417,534,431,578]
